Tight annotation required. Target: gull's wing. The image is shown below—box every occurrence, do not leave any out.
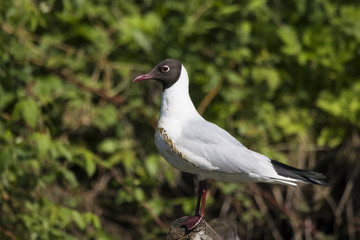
[177,119,278,177]
[176,119,330,186]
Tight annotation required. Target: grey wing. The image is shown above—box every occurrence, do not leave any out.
[177,120,277,175]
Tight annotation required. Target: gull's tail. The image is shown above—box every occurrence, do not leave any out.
[271,160,331,187]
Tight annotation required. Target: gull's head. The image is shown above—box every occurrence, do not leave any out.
[133,59,183,89]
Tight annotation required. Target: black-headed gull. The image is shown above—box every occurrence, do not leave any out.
[133,59,330,231]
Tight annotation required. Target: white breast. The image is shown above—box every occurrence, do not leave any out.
[155,127,201,175]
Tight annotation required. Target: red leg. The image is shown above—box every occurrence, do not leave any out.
[199,180,207,217]
[181,180,207,231]
[193,181,203,215]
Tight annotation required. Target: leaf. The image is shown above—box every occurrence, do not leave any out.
[61,169,79,188]
[91,214,101,230]
[218,5,242,15]
[144,154,159,178]
[71,211,85,230]
[85,154,96,177]
[0,146,13,171]
[32,132,51,159]
[12,98,40,128]
[133,188,145,202]
[98,139,118,153]
[277,26,301,55]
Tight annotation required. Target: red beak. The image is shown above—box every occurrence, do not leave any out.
[133,74,155,83]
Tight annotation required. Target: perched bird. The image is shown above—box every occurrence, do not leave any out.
[133,59,330,231]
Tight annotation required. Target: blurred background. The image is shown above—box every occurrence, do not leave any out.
[1,0,360,239]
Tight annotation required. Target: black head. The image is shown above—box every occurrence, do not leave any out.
[133,59,182,89]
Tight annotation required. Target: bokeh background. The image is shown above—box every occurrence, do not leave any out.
[1,0,360,239]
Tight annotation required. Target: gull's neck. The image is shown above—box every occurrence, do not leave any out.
[158,65,201,124]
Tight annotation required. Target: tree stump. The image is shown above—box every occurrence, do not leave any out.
[167,216,240,240]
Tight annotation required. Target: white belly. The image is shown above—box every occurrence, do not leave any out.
[155,127,201,175]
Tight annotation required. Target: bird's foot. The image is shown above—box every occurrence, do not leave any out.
[181,215,203,231]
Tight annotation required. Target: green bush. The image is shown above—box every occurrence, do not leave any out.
[1,0,359,239]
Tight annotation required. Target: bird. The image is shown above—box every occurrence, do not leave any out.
[133,59,330,231]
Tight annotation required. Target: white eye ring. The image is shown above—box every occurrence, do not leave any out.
[161,65,170,73]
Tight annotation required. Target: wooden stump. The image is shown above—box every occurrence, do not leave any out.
[167,216,240,240]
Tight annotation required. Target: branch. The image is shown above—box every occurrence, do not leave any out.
[0,225,17,240]
[57,68,125,105]
[168,217,239,240]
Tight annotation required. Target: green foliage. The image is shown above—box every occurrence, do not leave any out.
[0,0,359,239]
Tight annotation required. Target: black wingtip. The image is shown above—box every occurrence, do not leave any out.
[271,160,332,187]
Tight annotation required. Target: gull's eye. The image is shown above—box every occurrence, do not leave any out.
[161,65,170,73]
